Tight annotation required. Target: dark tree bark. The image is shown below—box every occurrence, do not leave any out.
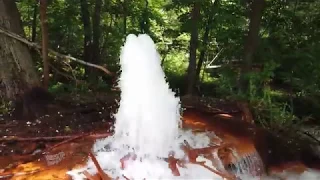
[0,0,39,100]
[240,0,266,93]
[186,2,200,96]
[12,86,54,120]
[140,0,150,34]
[123,0,127,36]
[195,17,211,83]
[80,0,93,69]
[195,0,220,85]
[39,0,49,89]
[92,0,102,67]
[31,2,37,42]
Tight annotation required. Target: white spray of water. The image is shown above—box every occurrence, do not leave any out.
[67,34,221,179]
[113,34,181,158]
[67,34,320,180]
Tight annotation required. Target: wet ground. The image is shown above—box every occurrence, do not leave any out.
[0,93,247,179]
[0,92,118,178]
[0,93,320,179]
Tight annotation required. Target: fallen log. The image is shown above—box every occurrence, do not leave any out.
[0,133,112,142]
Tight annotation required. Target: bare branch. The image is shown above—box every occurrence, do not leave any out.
[205,48,224,69]
[0,133,111,142]
[0,27,113,76]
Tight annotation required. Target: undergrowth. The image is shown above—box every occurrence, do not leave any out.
[209,61,302,130]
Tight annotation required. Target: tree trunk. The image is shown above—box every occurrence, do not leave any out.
[186,2,200,96]
[0,0,39,100]
[31,2,37,42]
[123,0,127,36]
[195,0,220,85]
[92,0,102,68]
[240,0,266,93]
[195,18,211,84]
[80,0,93,73]
[39,0,49,89]
[140,0,150,34]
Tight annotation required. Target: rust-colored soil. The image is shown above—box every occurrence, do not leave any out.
[0,93,117,179]
[0,94,319,179]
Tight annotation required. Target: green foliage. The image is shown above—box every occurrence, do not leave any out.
[16,0,320,128]
[49,77,112,95]
[213,60,297,129]
[0,99,12,115]
[247,62,298,129]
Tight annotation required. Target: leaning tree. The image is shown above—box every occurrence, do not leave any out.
[0,0,39,101]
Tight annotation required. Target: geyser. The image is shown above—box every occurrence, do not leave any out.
[114,34,181,159]
[67,34,320,180]
[67,34,233,179]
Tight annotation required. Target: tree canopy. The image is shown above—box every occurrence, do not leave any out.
[10,0,320,128]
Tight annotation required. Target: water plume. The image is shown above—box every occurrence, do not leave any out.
[113,34,181,159]
[67,34,320,180]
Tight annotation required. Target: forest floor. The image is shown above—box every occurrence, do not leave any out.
[0,92,247,179]
[0,92,120,179]
[0,92,319,179]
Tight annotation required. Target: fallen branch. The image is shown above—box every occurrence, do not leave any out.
[83,171,100,180]
[167,153,180,176]
[89,152,112,180]
[43,133,89,153]
[0,133,112,173]
[0,133,112,142]
[299,130,320,145]
[117,140,236,180]
[0,27,113,76]
[180,140,236,180]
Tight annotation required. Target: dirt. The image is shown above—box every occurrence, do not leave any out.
[0,93,245,179]
[0,136,95,180]
[0,92,117,154]
[0,93,319,179]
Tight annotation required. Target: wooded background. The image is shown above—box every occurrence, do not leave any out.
[0,0,319,129]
